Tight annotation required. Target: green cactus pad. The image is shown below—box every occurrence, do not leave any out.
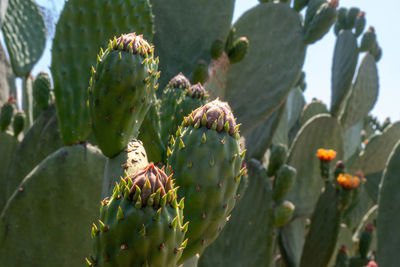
[350,122,400,175]
[377,141,400,267]
[199,159,276,267]
[303,1,338,44]
[279,218,308,267]
[273,164,297,203]
[343,120,363,161]
[340,54,379,130]
[102,139,149,198]
[330,30,359,116]
[328,225,355,267]
[22,75,34,129]
[0,43,15,105]
[0,131,18,210]
[168,99,244,262]
[5,106,62,201]
[0,144,106,266]
[51,0,154,145]
[275,200,295,227]
[300,100,329,126]
[225,2,306,134]
[89,33,158,158]
[286,88,306,131]
[1,0,46,77]
[245,104,286,160]
[33,72,51,110]
[285,114,344,215]
[300,182,341,267]
[90,164,186,267]
[150,0,234,88]
[192,59,209,84]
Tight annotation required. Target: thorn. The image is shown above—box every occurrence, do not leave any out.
[181,238,188,248]
[201,113,207,126]
[139,224,146,236]
[159,243,165,251]
[209,155,215,167]
[121,244,128,250]
[202,213,206,219]
[179,139,185,150]
[170,216,178,229]
[154,208,162,221]
[201,133,206,144]
[176,127,182,137]
[117,206,124,221]
[187,160,192,168]
[178,198,185,210]
[194,120,201,129]
[167,146,172,157]
[196,185,201,192]
[98,220,108,233]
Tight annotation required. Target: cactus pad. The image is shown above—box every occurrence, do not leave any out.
[168,99,244,262]
[225,3,306,134]
[90,163,186,267]
[51,0,154,145]
[0,144,106,266]
[1,0,46,77]
[89,33,158,158]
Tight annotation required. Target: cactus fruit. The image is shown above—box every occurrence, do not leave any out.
[359,223,373,259]
[210,38,224,59]
[12,110,25,137]
[274,200,295,227]
[227,37,249,63]
[334,245,349,267]
[160,73,191,146]
[174,83,209,133]
[33,72,51,110]
[273,164,297,203]
[303,0,338,44]
[267,144,288,177]
[294,0,309,12]
[354,12,366,37]
[89,163,187,267]
[89,33,159,158]
[0,94,15,131]
[346,8,361,29]
[359,27,376,52]
[168,99,244,262]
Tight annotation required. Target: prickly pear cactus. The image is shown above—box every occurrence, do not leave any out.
[150,0,234,88]
[0,94,15,131]
[88,163,187,267]
[199,159,275,267]
[160,73,191,146]
[2,0,46,77]
[33,72,52,111]
[168,99,244,262]
[225,2,306,134]
[88,33,159,158]
[0,144,106,266]
[51,0,154,145]
[12,110,25,137]
[376,141,400,267]
[0,43,16,105]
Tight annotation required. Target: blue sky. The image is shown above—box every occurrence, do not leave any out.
[31,0,399,122]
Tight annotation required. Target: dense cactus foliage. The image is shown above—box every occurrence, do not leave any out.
[0,0,398,266]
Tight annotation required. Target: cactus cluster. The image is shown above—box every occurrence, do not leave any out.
[0,0,398,267]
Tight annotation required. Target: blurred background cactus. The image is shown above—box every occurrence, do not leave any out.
[0,0,399,266]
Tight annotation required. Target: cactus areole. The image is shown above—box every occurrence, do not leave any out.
[89,33,159,158]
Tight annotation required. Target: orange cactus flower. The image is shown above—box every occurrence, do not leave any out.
[316,149,337,162]
[337,173,360,190]
[366,261,378,267]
